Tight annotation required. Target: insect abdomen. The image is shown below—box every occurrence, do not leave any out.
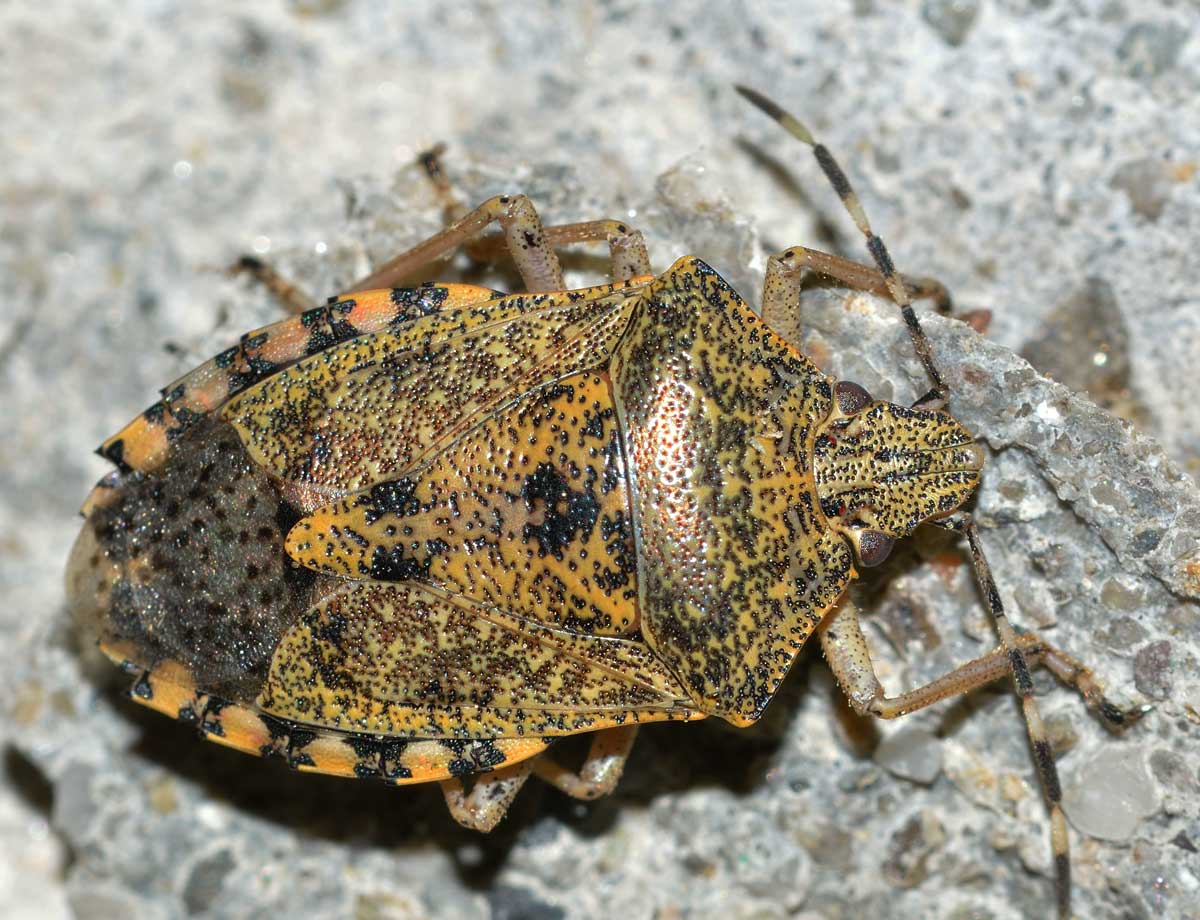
[67,415,328,701]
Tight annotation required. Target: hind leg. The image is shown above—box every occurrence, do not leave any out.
[440,761,536,833]
[438,726,640,831]
[232,149,652,313]
[356,144,650,288]
[531,726,639,801]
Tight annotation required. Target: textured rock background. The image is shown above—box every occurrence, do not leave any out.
[2,2,1198,919]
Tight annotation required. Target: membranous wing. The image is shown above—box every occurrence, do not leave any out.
[287,372,641,635]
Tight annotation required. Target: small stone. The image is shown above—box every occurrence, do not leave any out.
[1020,278,1131,412]
[921,0,980,47]
[1117,21,1190,79]
[793,822,854,871]
[1149,749,1196,796]
[1101,577,1146,613]
[181,849,236,917]
[1171,830,1197,853]
[1062,748,1161,841]
[1111,158,1176,221]
[1098,614,1149,654]
[1151,749,1200,816]
[946,909,996,920]
[50,762,98,842]
[66,885,143,920]
[145,775,178,815]
[1099,614,1147,657]
[1042,710,1080,756]
[882,811,947,889]
[1165,602,1200,634]
[486,885,564,920]
[10,681,44,726]
[1014,582,1058,629]
[836,765,881,793]
[1129,528,1165,556]
[874,727,943,785]
[1134,639,1174,699]
[354,891,426,920]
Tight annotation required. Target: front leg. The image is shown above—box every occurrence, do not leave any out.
[818,593,1141,729]
[760,245,970,346]
[818,588,1146,920]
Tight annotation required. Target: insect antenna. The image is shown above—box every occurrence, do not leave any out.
[735,84,1071,918]
[734,84,947,408]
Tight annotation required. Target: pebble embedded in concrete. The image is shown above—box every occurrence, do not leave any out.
[874,727,944,786]
[1062,748,1161,842]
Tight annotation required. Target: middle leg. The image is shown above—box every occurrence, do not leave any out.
[350,194,566,293]
[818,593,1143,730]
[468,220,652,283]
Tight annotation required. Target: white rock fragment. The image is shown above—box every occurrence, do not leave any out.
[1062,748,1161,841]
[874,727,944,786]
[1035,401,1063,426]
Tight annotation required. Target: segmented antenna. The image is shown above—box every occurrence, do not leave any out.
[735,84,948,408]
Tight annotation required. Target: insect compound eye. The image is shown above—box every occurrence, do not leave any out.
[835,380,873,416]
[856,529,895,567]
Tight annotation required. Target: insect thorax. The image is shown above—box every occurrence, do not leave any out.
[611,259,856,724]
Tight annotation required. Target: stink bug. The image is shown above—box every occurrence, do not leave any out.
[66,87,1141,917]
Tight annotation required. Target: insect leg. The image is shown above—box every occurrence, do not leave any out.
[820,594,1144,728]
[411,145,651,281]
[416,143,468,227]
[348,194,565,293]
[439,760,536,833]
[817,587,1070,911]
[929,512,1073,916]
[226,145,466,314]
[531,725,639,800]
[739,85,1080,915]
[760,246,977,346]
[227,256,316,315]
[736,85,947,409]
[469,220,652,282]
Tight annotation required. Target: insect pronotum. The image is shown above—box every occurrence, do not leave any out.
[66,86,1140,917]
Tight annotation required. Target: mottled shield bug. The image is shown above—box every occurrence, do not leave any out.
[66,87,1141,917]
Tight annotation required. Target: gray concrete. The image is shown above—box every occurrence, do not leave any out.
[2,2,1197,919]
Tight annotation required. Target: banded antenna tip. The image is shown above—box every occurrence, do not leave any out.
[734,84,816,146]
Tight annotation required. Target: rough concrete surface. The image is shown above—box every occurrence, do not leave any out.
[2,2,1198,919]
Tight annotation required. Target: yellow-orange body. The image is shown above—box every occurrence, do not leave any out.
[68,256,979,785]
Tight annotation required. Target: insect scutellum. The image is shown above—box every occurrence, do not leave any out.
[736,84,1074,916]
